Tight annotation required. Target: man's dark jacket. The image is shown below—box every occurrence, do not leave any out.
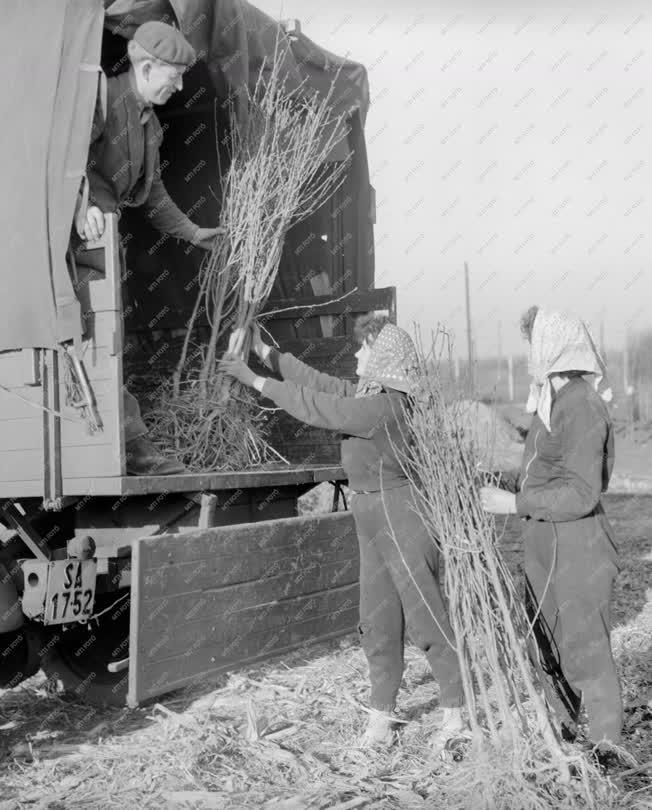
[86,71,198,243]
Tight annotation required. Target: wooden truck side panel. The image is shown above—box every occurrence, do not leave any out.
[127,510,359,706]
[0,217,124,498]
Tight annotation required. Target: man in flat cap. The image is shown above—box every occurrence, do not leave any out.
[73,21,222,475]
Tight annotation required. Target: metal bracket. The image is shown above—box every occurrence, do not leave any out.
[330,482,348,512]
[198,493,218,528]
[1,501,52,561]
[25,349,42,386]
[107,657,129,674]
[280,18,301,38]
[42,497,64,513]
[42,349,63,508]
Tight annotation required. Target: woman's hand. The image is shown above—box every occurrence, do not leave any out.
[479,486,517,515]
[217,357,259,389]
[250,322,271,363]
[192,225,227,251]
[226,328,247,358]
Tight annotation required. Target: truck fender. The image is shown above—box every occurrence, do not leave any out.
[0,559,24,632]
[0,577,24,632]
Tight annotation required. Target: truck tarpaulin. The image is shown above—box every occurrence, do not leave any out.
[0,0,105,352]
[104,0,370,144]
[0,0,369,352]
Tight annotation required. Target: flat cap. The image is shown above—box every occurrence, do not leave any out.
[132,21,196,67]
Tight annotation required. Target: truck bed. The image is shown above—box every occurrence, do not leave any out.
[97,462,345,496]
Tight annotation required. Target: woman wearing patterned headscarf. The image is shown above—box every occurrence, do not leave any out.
[220,316,464,751]
[480,306,623,760]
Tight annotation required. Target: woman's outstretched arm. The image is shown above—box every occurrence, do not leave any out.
[263,346,358,397]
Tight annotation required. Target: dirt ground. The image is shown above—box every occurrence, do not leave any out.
[0,493,650,810]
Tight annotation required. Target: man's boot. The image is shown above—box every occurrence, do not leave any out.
[126,436,187,476]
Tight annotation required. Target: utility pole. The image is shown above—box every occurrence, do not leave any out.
[464,261,474,389]
[599,312,606,360]
[508,355,515,401]
[497,320,503,384]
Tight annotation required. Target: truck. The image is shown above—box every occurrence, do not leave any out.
[0,0,395,706]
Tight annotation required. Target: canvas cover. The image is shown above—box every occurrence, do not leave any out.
[104,0,370,129]
[0,0,105,352]
[0,0,369,352]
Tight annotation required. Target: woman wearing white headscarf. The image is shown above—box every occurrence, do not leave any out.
[220,316,464,751]
[480,306,623,755]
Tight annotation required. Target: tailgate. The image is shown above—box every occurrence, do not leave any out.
[127,510,359,707]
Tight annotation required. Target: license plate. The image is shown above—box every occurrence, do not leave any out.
[43,560,97,625]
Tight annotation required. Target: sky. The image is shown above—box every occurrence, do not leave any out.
[255,0,651,359]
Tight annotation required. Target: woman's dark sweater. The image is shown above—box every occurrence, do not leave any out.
[516,377,614,521]
[261,349,410,492]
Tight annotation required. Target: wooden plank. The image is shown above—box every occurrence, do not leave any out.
[142,586,359,663]
[0,407,120,451]
[124,287,397,334]
[269,427,343,465]
[138,511,356,563]
[132,611,358,705]
[198,493,218,528]
[73,490,298,550]
[0,378,116,420]
[76,310,123,352]
[0,466,346,500]
[0,342,117,409]
[141,542,358,601]
[63,215,125,485]
[0,476,130,498]
[0,445,121,482]
[261,287,396,321]
[0,447,44,483]
[313,466,345,483]
[128,511,359,706]
[84,279,121,314]
[0,480,44,498]
[0,350,37,385]
[140,559,359,636]
[118,465,346,495]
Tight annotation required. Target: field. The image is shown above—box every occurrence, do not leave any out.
[0,493,649,810]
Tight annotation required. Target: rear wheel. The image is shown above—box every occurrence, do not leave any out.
[0,627,42,688]
[41,589,130,706]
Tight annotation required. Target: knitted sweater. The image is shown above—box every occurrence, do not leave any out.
[262,349,411,492]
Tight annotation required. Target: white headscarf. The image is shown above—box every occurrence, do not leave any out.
[526,308,612,431]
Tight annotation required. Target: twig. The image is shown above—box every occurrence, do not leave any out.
[261,287,359,318]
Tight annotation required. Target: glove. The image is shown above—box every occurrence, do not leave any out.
[217,357,259,388]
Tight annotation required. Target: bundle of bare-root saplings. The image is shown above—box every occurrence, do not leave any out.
[147,44,350,471]
[397,328,619,810]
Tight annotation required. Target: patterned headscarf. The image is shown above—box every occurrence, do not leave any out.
[355,324,419,398]
[526,308,612,431]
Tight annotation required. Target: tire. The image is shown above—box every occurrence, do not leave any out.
[41,589,130,706]
[0,627,42,688]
